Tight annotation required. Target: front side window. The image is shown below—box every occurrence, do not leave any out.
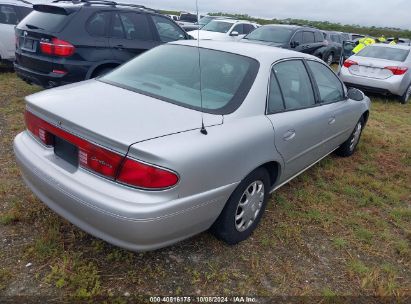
[245,26,294,44]
[100,45,259,114]
[231,24,244,35]
[111,13,152,40]
[87,12,110,37]
[307,61,344,103]
[202,20,234,33]
[151,15,185,42]
[292,31,303,44]
[273,60,315,110]
[0,5,18,25]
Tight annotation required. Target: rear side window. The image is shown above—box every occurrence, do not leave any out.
[307,61,344,103]
[111,12,152,40]
[0,5,19,25]
[19,10,69,32]
[303,31,315,43]
[267,71,285,113]
[273,60,315,110]
[87,11,111,37]
[151,15,185,42]
[357,46,410,62]
[314,31,324,42]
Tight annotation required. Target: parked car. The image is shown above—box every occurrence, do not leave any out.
[321,31,344,65]
[165,14,179,21]
[242,25,327,59]
[177,11,198,28]
[188,19,258,41]
[386,37,411,46]
[341,33,365,41]
[0,0,31,64]
[340,44,411,104]
[181,15,230,32]
[14,0,190,88]
[14,40,370,251]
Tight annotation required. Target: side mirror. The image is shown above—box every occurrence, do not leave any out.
[347,87,365,101]
[230,31,239,37]
[290,41,300,48]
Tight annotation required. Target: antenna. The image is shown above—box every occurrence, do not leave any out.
[196,0,207,135]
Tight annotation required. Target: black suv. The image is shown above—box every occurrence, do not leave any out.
[14,0,191,88]
[242,25,327,58]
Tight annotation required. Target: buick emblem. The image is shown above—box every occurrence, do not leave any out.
[23,31,28,37]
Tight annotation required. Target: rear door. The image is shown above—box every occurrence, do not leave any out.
[108,11,159,61]
[266,59,330,180]
[0,4,19,59]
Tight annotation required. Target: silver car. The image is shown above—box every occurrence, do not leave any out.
[340,44,411,104]
[14,40,370,251]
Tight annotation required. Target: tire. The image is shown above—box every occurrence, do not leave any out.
[399,84,411,104]
[92,67,113,78]
[211,168,270,245]
[325,52,334,65]
[335,117,364,157]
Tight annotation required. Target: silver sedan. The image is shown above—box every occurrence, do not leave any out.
[14,40,370,251]
[340,44,411,104]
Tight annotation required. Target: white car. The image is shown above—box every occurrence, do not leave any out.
[188,19,258,41]
[0,0,31,63]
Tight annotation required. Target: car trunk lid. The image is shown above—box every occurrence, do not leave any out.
[25,80,223,154]
[348,57,406,79]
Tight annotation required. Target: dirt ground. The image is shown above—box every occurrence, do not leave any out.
[0,70,410,302]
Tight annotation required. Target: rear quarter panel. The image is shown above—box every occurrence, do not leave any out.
[127,115,284,199]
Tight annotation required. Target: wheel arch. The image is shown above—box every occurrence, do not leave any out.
[87,61,122,79]
[362,110,370,126]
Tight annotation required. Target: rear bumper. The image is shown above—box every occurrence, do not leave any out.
[14,63,76,88]
[14,131,236,251]
[340,67,408,96]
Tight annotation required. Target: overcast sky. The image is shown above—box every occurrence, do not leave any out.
[116,0,410,29]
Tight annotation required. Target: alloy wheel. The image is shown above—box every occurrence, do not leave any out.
[349,122,362,151]
[235,180,265,232]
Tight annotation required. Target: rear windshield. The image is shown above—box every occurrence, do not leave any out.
[202,20,233,33]
[19,10,69,32]
[100,45,259,114]
[244,26,293,43]
[357,46,410,62]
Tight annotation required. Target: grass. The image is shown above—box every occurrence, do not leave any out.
[0,72,410,299]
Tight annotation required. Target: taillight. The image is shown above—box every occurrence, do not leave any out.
[25,111,54,146]
[117,158,179,189]
[24,110,179,189]
[384,66,408,76]
[40,38,75,57]
[343,59,358,68]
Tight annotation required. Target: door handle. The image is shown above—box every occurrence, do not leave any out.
[114,44,124,50]
[328,116,336,125]
[283,130,296,141]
